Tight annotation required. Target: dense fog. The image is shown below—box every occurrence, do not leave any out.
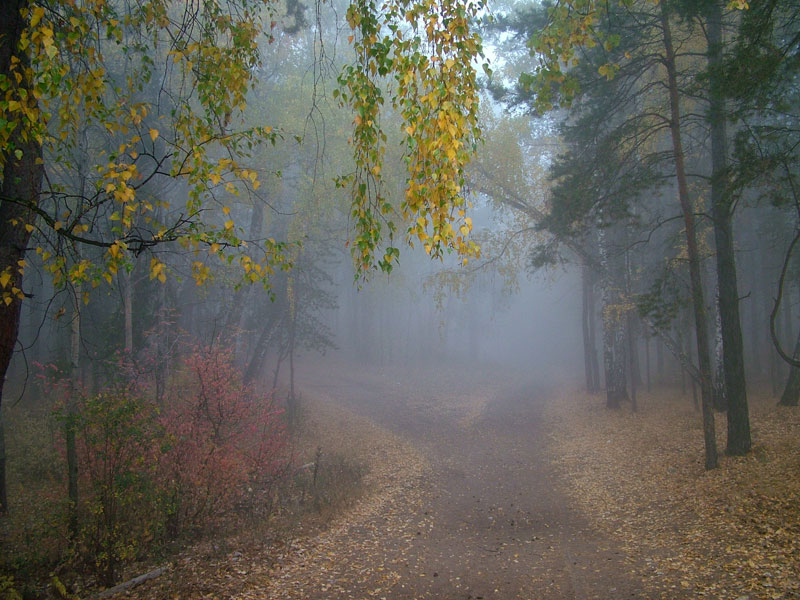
[2,0,799,597]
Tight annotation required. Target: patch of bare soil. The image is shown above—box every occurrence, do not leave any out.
[543,387,800,600]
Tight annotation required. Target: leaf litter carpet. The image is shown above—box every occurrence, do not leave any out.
[241,360,643,600]
[125,361,798,600]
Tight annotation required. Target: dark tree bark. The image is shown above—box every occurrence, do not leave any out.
[0,0,44,513]
[661,4,718,469]
[598,229,629,409]
[779,328,800,407]
[243,271,288,385]
[243,306,284,385]
[222,199,265,349]
[706,0,751,455]
[582,263,601,392]
[121,267,134,354]
[66,287,81,535]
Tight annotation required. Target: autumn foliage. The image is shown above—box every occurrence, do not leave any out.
[159,345,288,536]
[34,344,288,585]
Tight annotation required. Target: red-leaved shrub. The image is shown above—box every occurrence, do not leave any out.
[159,344,288,536]
[33,343,288,585]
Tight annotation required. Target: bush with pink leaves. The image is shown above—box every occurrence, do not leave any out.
[36,343,288,584]
[159,344,289,535]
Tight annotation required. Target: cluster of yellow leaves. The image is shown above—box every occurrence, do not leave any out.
[338,0,485,275]
[1,0,289,295]
[0,262,26,306]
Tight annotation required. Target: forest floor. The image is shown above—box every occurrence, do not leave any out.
[123,360,799,600]
[544,385,800,600]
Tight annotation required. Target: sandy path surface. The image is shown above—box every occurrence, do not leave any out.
[254,359,644,600]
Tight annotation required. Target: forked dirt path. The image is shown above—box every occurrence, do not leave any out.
[256,360,645,600]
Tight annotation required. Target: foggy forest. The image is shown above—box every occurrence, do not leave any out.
[1,0,799,598]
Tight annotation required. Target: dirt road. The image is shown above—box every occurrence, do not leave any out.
[258,360,644,600]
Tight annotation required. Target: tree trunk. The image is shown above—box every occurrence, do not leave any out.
[627,310,638,411]
[707,0,751,455]
[286,275,297,423]
[0,0,45,513]
[598,229,628,408]
[121,267,134,354]
[155,282,169,405]
[243,307,283,385]
[625,249,642,397]
[0,411,6,514]
[678,323,687,397]
[67,286,81,536]
[582,263,600,392]
[712,301,727,411]
[272,349,285,390]
[749,247,762,379]
[661,5,718,469]
[778,328,800,407]
[243,271,287,386]
[589,295,601,391]
[222,200,265,349]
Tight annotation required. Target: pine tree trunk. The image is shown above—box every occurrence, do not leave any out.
[713,302,727,411]
[661,5,718,469]
[598,229,629,408]
[707,0,751,455]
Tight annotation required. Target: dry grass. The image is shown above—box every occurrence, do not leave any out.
[543,387,800,600]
